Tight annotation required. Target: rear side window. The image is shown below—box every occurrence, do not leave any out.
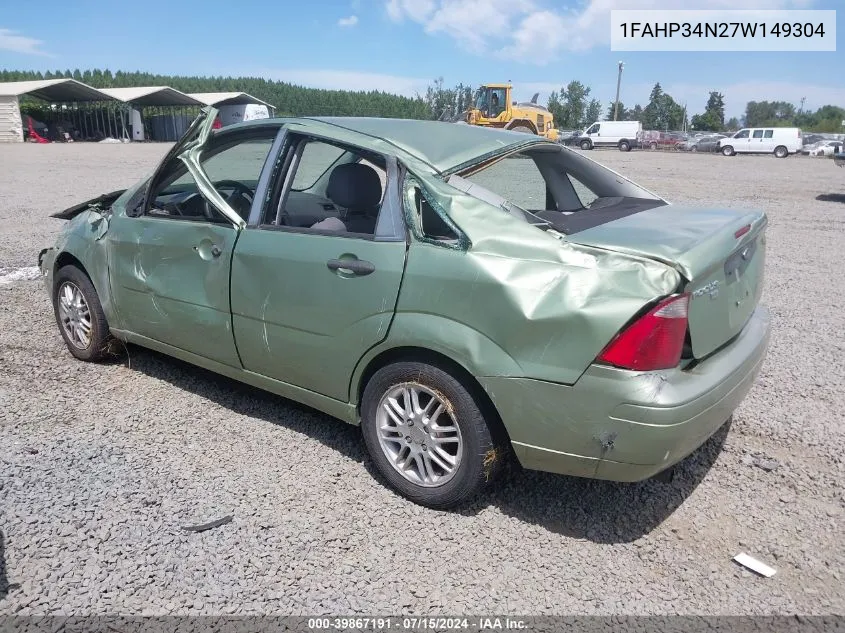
[763,130,774,138]
[752,130,764,139]
[414,188,458,243]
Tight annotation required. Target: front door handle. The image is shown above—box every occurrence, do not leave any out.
[327,258,375,276]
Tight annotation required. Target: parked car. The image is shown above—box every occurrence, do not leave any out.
[645,131,685,150]
[679,135,724,152]
[836,151,845,167]
[39,108,771,509]
[718,127,802,157]
[807,140,843,157]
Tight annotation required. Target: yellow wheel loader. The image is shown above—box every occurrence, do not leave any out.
[462,83,559,142]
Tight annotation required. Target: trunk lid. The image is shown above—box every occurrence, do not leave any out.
[565,204,767,359]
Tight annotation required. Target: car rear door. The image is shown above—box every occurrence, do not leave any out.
[229,131,407,402]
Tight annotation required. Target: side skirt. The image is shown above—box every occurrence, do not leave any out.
[110,329,359,425]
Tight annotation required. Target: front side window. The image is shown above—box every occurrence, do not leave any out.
[147,132,275,222]
[734,129,750,139]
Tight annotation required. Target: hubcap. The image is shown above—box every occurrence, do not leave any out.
[57,281,92,349]
[375,383,463,487]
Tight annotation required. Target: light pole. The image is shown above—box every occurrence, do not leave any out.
[613,61,624,121]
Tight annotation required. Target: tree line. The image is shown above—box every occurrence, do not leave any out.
[2,68,842,133]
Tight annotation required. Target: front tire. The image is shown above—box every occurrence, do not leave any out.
[509,124,534,135]
[722,145,735,156]
[774,145,788,158]
[361,361,503,509]
[580,139,592,150]
[52,265,115,362]
[649,142,658,150]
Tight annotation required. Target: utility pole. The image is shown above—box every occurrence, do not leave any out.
[613,61,624,121]
[799,96,806,115]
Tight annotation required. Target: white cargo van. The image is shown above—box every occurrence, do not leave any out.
[577,120,642,152]
[718,127,802,158]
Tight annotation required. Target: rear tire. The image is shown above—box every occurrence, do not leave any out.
[360,361,504,509]
[618,140,630,152]
[722,145,735,156]
[580,139,592,150]
[52,265,116,362]
[691,146,698,152]
[649,142,658,150]
[774,145,788,158]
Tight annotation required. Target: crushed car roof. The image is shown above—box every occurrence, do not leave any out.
[226,116,553,174]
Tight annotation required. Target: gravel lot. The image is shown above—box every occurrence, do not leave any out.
[1,143,843,616]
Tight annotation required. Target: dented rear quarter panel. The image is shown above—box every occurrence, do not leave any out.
[362,170,682,388]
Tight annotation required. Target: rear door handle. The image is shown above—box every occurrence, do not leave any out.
[327,258,375,276]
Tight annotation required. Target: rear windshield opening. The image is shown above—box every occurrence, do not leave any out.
[452,145,668,235]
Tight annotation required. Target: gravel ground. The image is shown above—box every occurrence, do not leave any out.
[0,143,843,616]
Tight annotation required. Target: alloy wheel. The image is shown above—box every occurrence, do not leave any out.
[375,383,463,487]
[57,281,92,349]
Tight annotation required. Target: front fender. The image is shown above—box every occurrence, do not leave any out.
[43,210,119,328]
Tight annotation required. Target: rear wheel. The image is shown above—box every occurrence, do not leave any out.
[52,265,116,362]
[360,361,504,509]
[722,145,735,156]
[649,141,658,150]
[774,145,788,158]
[580,139,592,150]
[618,140,630,152]
[691,145,698,152]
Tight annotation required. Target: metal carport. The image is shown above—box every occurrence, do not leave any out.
[99,87,205,141]
[0,79,117,143]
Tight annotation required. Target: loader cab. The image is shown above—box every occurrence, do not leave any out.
[475,85,510,119]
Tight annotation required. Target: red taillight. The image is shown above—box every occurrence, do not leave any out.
[734,224,751,239]
[597,294,690,371]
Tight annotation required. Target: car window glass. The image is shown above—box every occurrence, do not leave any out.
[752,130,764,139]
[464,153,547,211]
[266,138,388,237]
[413,187,458,243]
[147,133,274,222]
[763,130,774,138]
[567,174,599,208]
[291,141,347,191]
[735,130,750,139]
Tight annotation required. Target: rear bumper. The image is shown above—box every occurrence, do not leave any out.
[480,305,771,481]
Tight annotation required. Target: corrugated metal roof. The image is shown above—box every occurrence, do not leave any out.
[0,79,116,102]
[187,92,274,108]
[99,86,203,106]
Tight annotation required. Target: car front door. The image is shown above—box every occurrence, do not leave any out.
[230,132,407,402]
[107,117,278,367]
[731,129,751,153]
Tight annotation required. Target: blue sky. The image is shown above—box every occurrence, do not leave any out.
[0,0,842,119]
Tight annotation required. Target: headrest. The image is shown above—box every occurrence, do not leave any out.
[326,163,382,212]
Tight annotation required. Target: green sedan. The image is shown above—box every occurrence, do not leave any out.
[38,107,770,509]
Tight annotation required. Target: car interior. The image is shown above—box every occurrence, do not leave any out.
[261,136,391,236]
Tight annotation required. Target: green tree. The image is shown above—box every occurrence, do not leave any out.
[558,80,591,129]
[607,100,629,121]
[584,99,602,126]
